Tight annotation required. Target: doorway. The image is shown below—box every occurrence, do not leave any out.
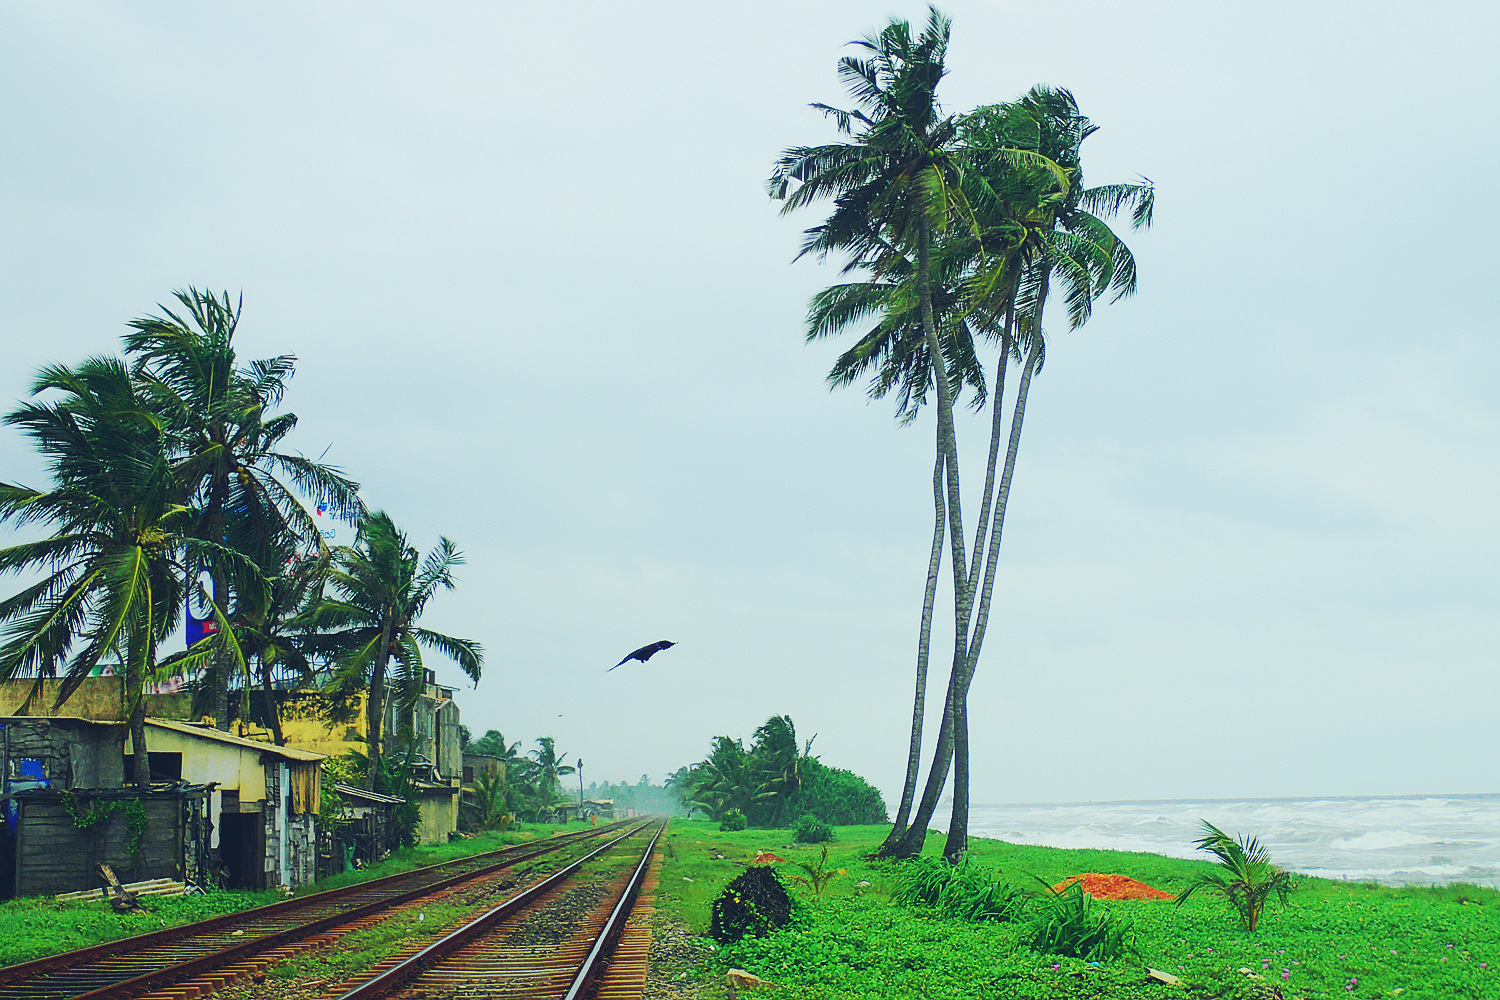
[218,811,265,889]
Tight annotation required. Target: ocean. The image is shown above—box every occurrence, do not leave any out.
[957,794,1500,888]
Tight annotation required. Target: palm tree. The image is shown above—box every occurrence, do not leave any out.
[805,245,1000,857]
[0,358,243,789]
[123,288,363,730]
[898,90,1152,859]
[772,10,1076,861]
[529,737,576,804]
[771,6,985,860]
[1176,821,1296,931]
[299,511,483,787]
[778,18,1152,859]
[225,549,329,745]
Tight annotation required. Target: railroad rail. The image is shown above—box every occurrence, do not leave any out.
[0,820,646,1000]
[330,819,666,1000]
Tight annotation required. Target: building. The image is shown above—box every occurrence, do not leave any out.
[278,672,464,845]
[126,720,324,890]
[0,717,213,899]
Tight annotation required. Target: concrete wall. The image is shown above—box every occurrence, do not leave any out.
[0,679,193,721]
[129,727,267,801]
[415,786,459,845]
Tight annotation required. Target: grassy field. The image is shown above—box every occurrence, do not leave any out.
[658,819,1500,1000]
[0,820,597,968]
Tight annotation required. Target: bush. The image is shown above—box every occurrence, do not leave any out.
[893,855,1025,922]
[710,866,792,943]
[791,813,833,843]
[719,808,747,832]
[783,758,887,825]
[1025,879,1132,961]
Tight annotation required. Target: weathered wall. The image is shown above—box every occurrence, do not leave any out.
[14,793,184,897]
[435,700,462,781]
[127,727,267,802]
[1,719,125,789]
[415,786,458,845]
[0,679,192,721]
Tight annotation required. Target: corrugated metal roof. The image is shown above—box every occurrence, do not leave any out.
[145,718,325,762]
[333,782,405,805]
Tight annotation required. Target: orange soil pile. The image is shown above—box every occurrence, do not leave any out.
[1051,873,1176,901]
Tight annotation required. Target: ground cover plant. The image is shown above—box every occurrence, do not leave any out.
[0,821,589,967]
[657,819,1500,999]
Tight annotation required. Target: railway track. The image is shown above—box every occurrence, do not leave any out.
[0,820,648,1000]
[327,819,666,1000]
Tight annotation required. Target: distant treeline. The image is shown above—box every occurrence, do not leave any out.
[671,715,887,828]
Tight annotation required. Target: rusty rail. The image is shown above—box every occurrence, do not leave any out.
[332,819,666,1000]
[0,820,639,1000]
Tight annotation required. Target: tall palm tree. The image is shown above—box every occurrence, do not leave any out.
[298,511,482,786]
[529,737,576,803]
[123,288,363,730]
[0,358,244,789]
[805,245,1001,856]
[771,6,988,861]
[894,90,1152,858]
[225,549,329,745]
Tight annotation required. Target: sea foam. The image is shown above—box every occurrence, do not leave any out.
[955,794,1500,888]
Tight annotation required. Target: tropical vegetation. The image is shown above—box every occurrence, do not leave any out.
[673,714,887,829]
[1176,820,1298,932]
[770,7,1152,860]
[658,819,1500,1000]
[0,289,481,791]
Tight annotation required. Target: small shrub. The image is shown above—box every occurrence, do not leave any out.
[719,808,748,832]
[791,813,833,844]
[942,857,1027,921]
[1026,878,1132,961]
[786,844,845,900]
[892,854,952,907]
[710,866,792,943]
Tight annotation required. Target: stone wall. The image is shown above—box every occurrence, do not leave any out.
[262,759,280,884]
[287,814,316,888]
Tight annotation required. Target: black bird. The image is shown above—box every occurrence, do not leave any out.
[609,640,676,671]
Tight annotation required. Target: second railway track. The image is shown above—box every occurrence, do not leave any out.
[0,820,649,1000]
[328,819,666,1000]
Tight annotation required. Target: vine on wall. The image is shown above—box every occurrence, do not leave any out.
[61,790,148,861]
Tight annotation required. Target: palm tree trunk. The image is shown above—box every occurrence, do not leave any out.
[365,620,393,789]
[206,478,231,732]
[892,655,958,856]
[877,442,945,857]
[126,648,151,792]
[889,212,976,860]
[259,660,285,745]
[941,292,1044,861]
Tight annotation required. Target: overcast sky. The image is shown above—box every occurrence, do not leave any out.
[3,1,1497,807]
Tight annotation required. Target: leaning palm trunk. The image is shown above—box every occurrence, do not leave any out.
[894,304,1038,860]
[944,329,1040,859]
[877,445,946,857]
[259,662,285,746]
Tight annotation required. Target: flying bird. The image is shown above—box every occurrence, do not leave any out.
[609,640,676,671]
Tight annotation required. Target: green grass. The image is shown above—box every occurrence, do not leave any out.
[658,820,1500,1000]
[0,820,595,968]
